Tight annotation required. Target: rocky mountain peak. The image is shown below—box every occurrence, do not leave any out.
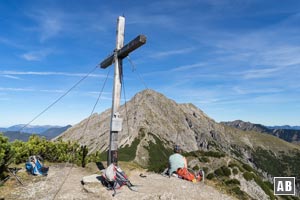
[57,89,220,153]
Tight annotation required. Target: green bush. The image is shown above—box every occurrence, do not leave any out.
[86,151,101,163]
[243,171,254,181]
[118,137,140,161]
[182,150,226,158]
[214,168,224,176]
[263,181,273,191]
[206,173,214,180]
[242,164,254,172]
[98,140,141,163]
[182,151,199,157]
[145,133,173,173]
[214,166,231,177]
[252,148,286,177]
[203,151,225,158]
[222,166,231,177]
[228,162,238,168]
[254,176,275,200]
[232,168,238,175]
[10,135,86,166]
[229,162,244,172]
[192,165,199,171]
[198,156,210,163]
[0,133,13,179]
[225,179,240,186]
[230,186,248,200]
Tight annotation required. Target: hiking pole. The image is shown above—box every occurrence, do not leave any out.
[0,175,10,185]
[8,168,24,185]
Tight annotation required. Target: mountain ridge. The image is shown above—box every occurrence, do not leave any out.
[222,120,300,143]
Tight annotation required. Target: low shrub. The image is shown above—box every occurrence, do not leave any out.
[243,171,254,181]
[206,173,214,180]
[214,166,231,177]
[0,134,13,179]
[214,168,224,176]
[232,168,238,175]
[203,151,225,158]
[230,186,248,200]
[145,133,173,173]
[192,165,200,171]
[198,156,210,163]
[225,179,240,186]
[242,164,254,172]
[222,166,231,177]
[229,162,244,172]
[254,176,275,200]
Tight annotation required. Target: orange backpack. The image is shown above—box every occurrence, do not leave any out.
[176,168,202,182]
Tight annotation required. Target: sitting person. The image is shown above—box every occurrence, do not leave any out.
[168,145,202,182]
[168,145,187,176]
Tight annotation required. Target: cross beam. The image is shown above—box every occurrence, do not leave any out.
[100,16,146,166]
[101,35,146,69]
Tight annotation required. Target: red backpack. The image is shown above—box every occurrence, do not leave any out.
[176,168,202,182]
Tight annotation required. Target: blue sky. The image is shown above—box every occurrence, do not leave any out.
[0,0,300,127]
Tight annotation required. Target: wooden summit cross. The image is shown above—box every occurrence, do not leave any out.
[100,16,146,166]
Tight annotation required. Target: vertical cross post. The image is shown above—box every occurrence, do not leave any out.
[108,16,125,165]
[100,16,146,166]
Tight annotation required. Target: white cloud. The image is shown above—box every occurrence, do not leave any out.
[232,86,283,95]
[21,48,54,61]
[0,75,22,80]
[0,70,106,78]
[22,52,42,61]
[40,17,62,42]
[39,89,64,93]
[260,46,300,67]
[171,62,206,72]
[0,87,35,92]
[0,87,65,93]
[233,66,284,79]
[150,48,195,59]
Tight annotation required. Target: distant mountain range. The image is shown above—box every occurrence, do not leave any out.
[221,120,300,143]
[0,124,62,134]
[41,125,72,139]
[0,125,71,141]
[267,125,300,130]
[2,131,35,142]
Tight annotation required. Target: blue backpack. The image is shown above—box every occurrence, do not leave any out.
[25,155,49,176]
